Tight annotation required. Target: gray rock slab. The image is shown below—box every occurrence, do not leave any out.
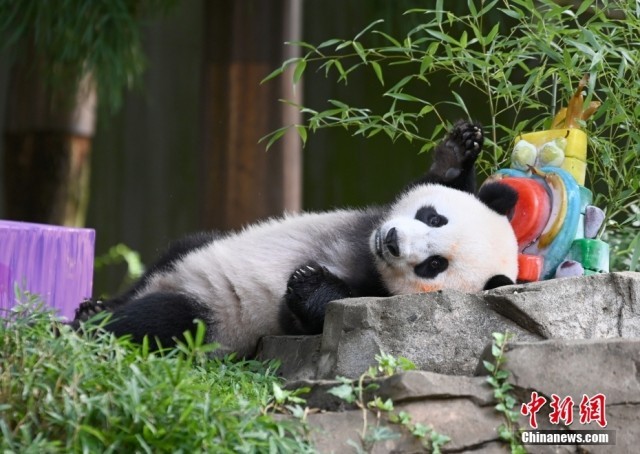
[288,370,494,411]
[372,370,495,406]
[316,290,540,379]
[259,272,640,380]
[484,272,640,339]
[306,399,505,453]
[287,371,507,452]
[477,338,640,404]
[256,334,322,381]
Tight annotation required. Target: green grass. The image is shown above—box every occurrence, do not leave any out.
[0,300,313,453]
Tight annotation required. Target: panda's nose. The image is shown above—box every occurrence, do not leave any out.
[384,228,400,257]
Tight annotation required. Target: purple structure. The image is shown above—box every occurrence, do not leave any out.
[0,220,95,320]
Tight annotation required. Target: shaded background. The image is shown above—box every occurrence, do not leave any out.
[0,1,487,294]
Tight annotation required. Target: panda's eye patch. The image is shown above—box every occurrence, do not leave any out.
[415,206,448,228]
[414,255,449,278]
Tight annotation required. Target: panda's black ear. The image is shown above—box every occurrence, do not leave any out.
[484,274,515,290]
[477,182,518,216]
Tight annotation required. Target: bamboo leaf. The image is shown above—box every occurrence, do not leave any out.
[293,59,307,85]
[260,126,289,151]
[370,60,384,86]
[352,41,367,63]
[576,0,595,15]
[336,40,352,51]
[260,66,284,84]
[372,31,401,47]
[317,38,342,49]
[285,40,317,51]
[486,23,500,45]
[424,29,459,46]
[418,104,434,116]
[385,92,423,103]
[295,125,308,145]
[354,19,384,41]
[451,90,470,117]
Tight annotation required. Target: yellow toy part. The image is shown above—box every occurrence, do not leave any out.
[515,128,587,185]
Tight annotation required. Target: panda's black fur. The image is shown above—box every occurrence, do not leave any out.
[73,121,519,356]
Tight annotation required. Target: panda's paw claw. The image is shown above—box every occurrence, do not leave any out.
[286,262,331,300]
[291,265,321,282]
[74,299,105,321]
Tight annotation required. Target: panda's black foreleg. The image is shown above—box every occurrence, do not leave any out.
[413,120,484,193]
[283,263,352,335]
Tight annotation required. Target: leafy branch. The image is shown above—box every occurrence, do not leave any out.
[484,331,526,454]
[263,0,640,270]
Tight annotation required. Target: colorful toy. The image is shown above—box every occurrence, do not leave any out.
[484,76,609,282]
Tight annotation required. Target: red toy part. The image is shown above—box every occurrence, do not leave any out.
[500,177,551,248]
[518,254,543,282]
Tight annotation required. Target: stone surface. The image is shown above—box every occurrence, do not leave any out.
[315,290,540,379]
[297,371,505,453]
[291,339,640,453]
[477,338,640,404]
[371,370,494,406]
[306,400,505,453]
[259,272,640,380]
[484,272,640,340]
[262,274,640,453]
[256,334,322,381]
[289,370,494,412]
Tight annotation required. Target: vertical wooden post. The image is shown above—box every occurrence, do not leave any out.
[3,54,96,227]
[201,0,302,230]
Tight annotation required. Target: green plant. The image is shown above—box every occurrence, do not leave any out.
[0,0,177,110]
[326,352,449,453]
[483,332,526,454]
[0,299,313,453]
[389,411,451,454]
[264,0,640,270]
[94,243,146,293]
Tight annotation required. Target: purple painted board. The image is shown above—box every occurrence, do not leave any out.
[0,220,95,320]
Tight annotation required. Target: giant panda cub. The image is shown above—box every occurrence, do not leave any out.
[73,120,519,357]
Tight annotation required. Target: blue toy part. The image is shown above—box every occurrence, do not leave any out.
[528,166,582,279]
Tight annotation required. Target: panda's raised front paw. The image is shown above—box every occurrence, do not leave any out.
[426,120,484,189]
[74,299,106,322]
[444,120,484,172]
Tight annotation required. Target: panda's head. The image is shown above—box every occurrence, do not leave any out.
[370,182,518,294]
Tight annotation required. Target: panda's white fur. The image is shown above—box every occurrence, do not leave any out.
[134,209,383,355]
[72,120,520,357]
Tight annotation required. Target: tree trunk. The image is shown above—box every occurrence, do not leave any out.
[201,0,302,230]
[3,54,96,227]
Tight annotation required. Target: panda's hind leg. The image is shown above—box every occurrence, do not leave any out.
[76,292,210,349]
[282,263,352,335]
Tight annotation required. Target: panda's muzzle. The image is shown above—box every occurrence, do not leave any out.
[374,227,400,260]
[383,227,400,257]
